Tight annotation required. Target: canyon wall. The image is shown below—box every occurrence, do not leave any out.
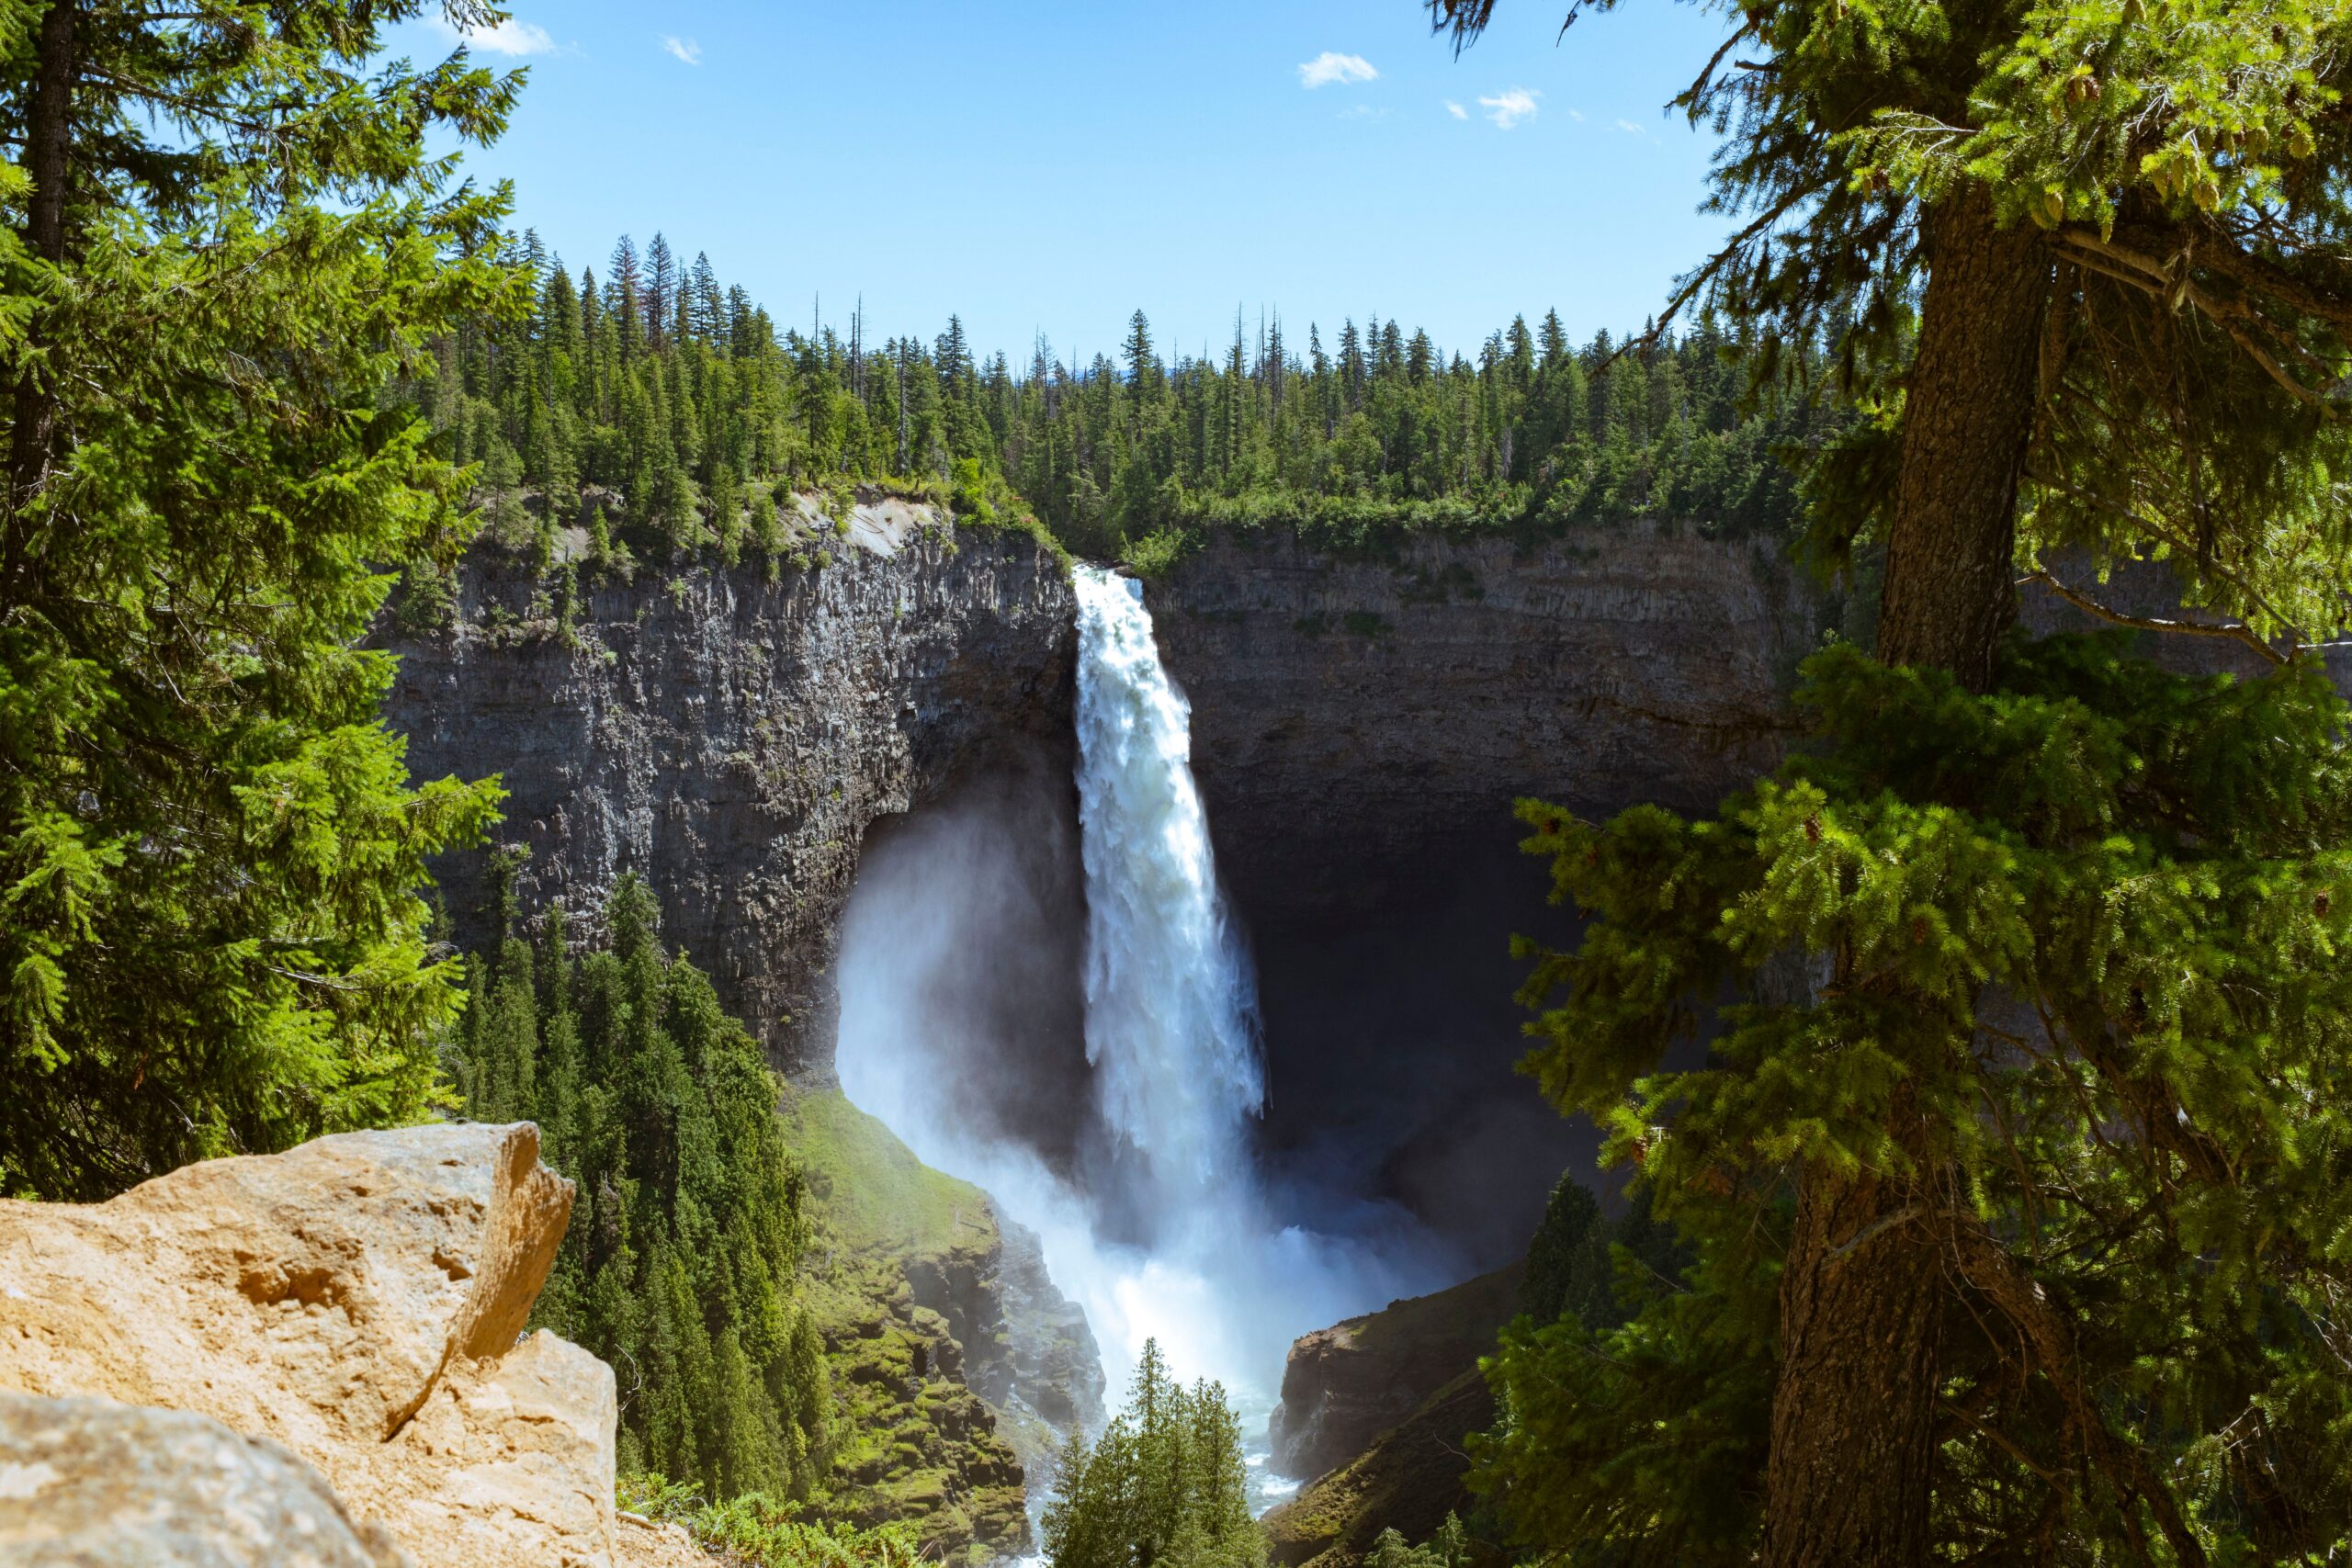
[1149,525,1827,1263]
[383,517,1828,1271]
[1152,524,1826,924]
[382,516,1076,1080]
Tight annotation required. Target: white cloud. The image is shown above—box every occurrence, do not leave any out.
[427,15,554,56]
[1567,107,1587,122]
[1445,99,1469,120]
[1299,51,1378,89]
[661,34,703,65]
[1479,87,1541,130]
[1616,117,1646,135]
[1339,104,1391,120]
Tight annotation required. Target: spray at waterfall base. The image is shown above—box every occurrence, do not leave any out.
[836,567,1459,1472]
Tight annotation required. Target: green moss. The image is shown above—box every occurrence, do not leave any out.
[778,1087,1028,1561]
[780,1087,996,1262]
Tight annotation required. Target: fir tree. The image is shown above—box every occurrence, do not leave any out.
[1434,3,2352,1561]
[1043,1340,1264,1568]
[458,873,826,1506]
[0,0,516,1197]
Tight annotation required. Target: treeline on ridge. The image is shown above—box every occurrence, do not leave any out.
[422,231,1840,577]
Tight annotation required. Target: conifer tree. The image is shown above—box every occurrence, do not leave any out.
[0,0,520,1197]
[1043,1341,1263,1568]
[1436,4,2352,1561]
[458,873,827,1505]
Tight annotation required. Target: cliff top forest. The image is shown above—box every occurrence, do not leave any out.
[6,2,2352,1568]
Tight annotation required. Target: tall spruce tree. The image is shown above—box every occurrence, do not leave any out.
[458,872,829,1505]
[0,0,519,1197]
[1043,1341,1263,1568]
[1433,3,2352,1563]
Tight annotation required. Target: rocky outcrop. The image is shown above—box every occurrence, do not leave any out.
[993,1218,1107,1433]
[1154,525,1825,926]
[783,1086,1101,1556]
[1268,1265,1523,1483]
[380,514,1076,1080]
[0,1395,410,1567]
[1262,1371,1499,1568]
[0,1123,697,1568]
[1261,1265,1529,1568]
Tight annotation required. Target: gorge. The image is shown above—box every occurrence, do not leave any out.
[379,502,1830,1531]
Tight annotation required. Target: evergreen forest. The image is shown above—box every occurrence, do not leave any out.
[452,863,831,1506]
[422,230,1837,577]
[9,2,2352,1568]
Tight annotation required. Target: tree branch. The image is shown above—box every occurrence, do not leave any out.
[2018,570,2287,666]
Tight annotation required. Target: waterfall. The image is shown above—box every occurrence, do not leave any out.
[1071,566,1263,1222]
[835,564,1448,1447]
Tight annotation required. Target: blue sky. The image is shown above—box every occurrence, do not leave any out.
[392,2,1735,367]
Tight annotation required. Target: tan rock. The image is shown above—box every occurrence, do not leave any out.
[0,1122,675,1568]
[0,1392,412,1567]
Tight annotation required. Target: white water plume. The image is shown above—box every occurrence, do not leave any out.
[1070,567,1265,1220]
[835,566,1451,1437]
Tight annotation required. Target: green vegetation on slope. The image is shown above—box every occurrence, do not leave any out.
[619,1473,923,1568]
[780,1085,1030,1561]
[1045,1341,1264,1568]
[456,864,830,1506]
[0,0,514,1201]
[782,1086,992,1258]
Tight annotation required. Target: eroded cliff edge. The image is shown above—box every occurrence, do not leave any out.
[381,519,1077,1081]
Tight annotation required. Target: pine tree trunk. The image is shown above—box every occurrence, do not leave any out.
[1759,189,2050,1568]
[1874,185,2052,691]
[1760,1151,1946,1568]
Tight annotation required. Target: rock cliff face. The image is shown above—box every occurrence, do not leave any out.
[1148,525,1827,1262]
[1153,525,1824,923]
[381,517,1075,1080]
[0,1123,703,1568]
[1268,1265,1524,1484]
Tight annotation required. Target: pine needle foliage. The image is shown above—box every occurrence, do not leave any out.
[1432,0,2352,660]
[0,0,523,1198]
[435,239,1836,573]
[455,868,830,1507]
[1044,1340,1266,1568]
[1483,634,2352,1562]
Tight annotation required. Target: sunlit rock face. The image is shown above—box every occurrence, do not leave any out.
[380,517,1078,1078]
[0,1123,710,1568]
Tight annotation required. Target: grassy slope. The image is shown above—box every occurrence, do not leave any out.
[778,1087,1027,1562]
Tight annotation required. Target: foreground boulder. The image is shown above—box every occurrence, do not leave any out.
[0,1393,410,1567]
[0,1122,695,1568]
